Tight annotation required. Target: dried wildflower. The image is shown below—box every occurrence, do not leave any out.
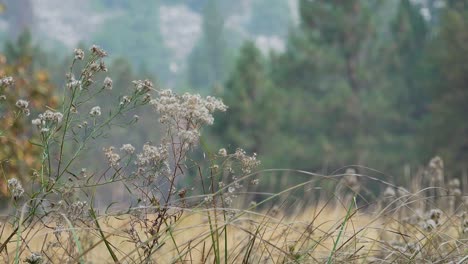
[204,195,213,203]
[103,147,120,168]
[209,164,219,172]
[80,168,87,178]
[150,90,227,133]
[251,179,259,185]
[234,148,260,174]
[120,96,131,106]
[462,213,468,234]
[178,189,187,198]
[103,77,113,90]
[422,219,437,232]
[428,209,442,221]
[15,99,30,115]
[218,148,227,157]
[90,44,107,57]
[136,143,168,167]
[67,201,88,221]
[24,252,43,264]
[15,99,29,109]
[428,156,444,182]
[31,118,42,126]
[448,178,460,189]
[0,95,6,100]
[0,76,14,87]
[99,60,108,72]
[383,187,396,198]
[67,77,82,90]
[343,168,360,193]
[228,186,235,193]
[32,110,63,134]
[74,48,84,60]
[7,178,24,199]
[120,144,135,154]
[178,129,200,148]
[89,106,101,117]
[133,79,153,93]
[223,195,233,206]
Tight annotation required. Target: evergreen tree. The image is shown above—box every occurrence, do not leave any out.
[187,0,228,91]
[211,42,279,166]
[419,3,468,171]
[271,0,382,171]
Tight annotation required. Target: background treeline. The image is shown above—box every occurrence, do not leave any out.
[0,0,467,190]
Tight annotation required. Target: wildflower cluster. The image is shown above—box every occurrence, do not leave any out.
[7,178,24,200]
[103,76,113,90]
[89,106,102,117]
[74,48,84,60]
[150,90,227,150]
[15,99,30,116]
[462,213,468,234]
[421,209,442,232]
[103,146,121,168]
[120,143,135,154]
[90,44,107,58]
[0,76,14,87]
[23,252,43,264]
[234,148,260,174]
[31,110,64,133]
[8,180,25,198]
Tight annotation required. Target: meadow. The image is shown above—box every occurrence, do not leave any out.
[0,46,466,264]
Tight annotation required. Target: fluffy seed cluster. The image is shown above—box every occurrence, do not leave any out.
[234,148,260,174]
[74,48,84,60]
[24,252,43,264]
[32,110,64,133]
[133,79,153,93]
[0,76,14,87]
[15,99,30,116]
[103,77,113,90]
[150,90,227,150]
[90,44,107,58]
[462,213,468,234]
[103,146,121,168]
[218,148,227,157]
[421,209,443,232]
[89,106,102,117]
[67,201,89,222]
[151,90,227,126]
[383,186,396,198]
[136,143,168,167]
[428,156,444,182]
[120,144,135,154]
[7,178,24,200]
[343,168,360,193]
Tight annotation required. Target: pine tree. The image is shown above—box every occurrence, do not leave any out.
[211,42,279,167]
[271,0,380,171]
[419,3,468,171]
[187,0,228,91]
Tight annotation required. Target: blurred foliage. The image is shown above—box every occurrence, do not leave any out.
[211,42,280,169]
[1,0,467,189]
[92,0,171,82]
[211,0,468,185]
[187,0,229,92]
[419,3,468,172]
[0,31,59,198]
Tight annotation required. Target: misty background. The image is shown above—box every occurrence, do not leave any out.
[0,0,467,200]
